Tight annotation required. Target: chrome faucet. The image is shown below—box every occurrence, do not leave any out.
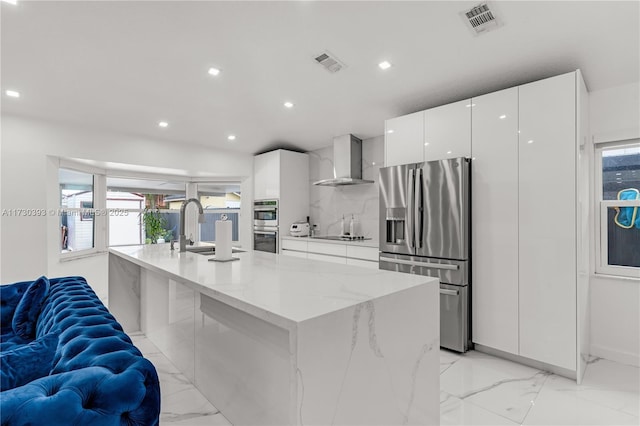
[178,198,205,252]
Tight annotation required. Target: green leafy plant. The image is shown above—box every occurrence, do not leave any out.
[143,209,168,243]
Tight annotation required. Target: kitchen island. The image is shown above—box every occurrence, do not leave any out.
[109,244,439,425]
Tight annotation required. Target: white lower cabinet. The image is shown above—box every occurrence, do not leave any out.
[307,252,347,265]
[346,245,379,262]
[346,258,378,269]
[282,250,307,259]
[307,242,347,257]
[281,239,379,268]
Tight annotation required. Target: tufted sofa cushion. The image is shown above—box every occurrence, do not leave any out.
[0,276,160,425]
[12,275,50,340]
[0,332,58,390]
[0,281,31,346]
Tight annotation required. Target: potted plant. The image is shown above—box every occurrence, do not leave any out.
[143,209,168,244]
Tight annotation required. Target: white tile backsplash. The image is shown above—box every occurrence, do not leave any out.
[308,135,383,240]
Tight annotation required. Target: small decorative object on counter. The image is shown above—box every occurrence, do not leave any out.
[349,214,355,236]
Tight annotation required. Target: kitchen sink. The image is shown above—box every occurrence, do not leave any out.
[185,246,245,256]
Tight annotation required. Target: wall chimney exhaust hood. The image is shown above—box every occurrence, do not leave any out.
[313,134,374,187]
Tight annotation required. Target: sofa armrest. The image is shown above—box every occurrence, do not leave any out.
[0,359,160,426]
[0,281,32,334]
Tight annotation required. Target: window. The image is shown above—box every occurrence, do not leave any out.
[59,168,96,254]
[106,177,185,246]
[595,140,640,278]
[197,182,241,242]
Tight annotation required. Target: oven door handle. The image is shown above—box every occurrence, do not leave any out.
[254,230,277,235]
[254,207,278,212]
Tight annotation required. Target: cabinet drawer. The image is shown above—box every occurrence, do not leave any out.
[282,249,308,259]
[346,246,379,262]
[307,242,347,257]
[281,239,308,252]
[307,252,347,265]
[346,258,379,269]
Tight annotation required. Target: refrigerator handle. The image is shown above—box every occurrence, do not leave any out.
[416,168,424,248]
[408,168,415,248]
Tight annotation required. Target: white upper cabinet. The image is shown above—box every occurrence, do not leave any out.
[424,99,471,161]
[471,87,519,355]
[254,150,281,200]
[518,72,577,371]
[384,111,424,167]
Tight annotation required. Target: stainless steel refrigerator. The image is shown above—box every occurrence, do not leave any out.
[379,157,471,352]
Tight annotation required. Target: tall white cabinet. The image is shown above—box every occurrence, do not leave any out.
[253,149,309,252]
[386,70,590,381]
[471,87,519,356]
[518,73,577,370]
[472,71,589,379]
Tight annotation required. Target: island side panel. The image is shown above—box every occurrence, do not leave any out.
[141,271,196,382]
[108,253,141,333]
[296,282,439,425]
[194,293,293,425]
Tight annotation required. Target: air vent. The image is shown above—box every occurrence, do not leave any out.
[314,51,345,73]
[462,3,501,35]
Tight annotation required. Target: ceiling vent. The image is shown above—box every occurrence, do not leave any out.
[462,3,501,35]
[314,51,345,73]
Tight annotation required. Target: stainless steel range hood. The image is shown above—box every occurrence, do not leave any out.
[313,134,375,186]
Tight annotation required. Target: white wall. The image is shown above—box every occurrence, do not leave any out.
[1,114,253,300]
[308,136,383,240]
[589,82,640,366]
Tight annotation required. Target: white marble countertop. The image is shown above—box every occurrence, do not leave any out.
[280,234,379,248]
[109,244,435,329]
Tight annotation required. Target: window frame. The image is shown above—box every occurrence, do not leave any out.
[594,139,640,278]
[58,166,107,261]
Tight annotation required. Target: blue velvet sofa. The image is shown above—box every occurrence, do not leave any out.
[0,276,160,425]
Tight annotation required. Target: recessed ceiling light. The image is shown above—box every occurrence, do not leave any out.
[466,103,476,108]
[447,151,453,154]
[378,61,392,70]
[1,0,18,5]
[284,101,294,108]
[616,173,622,176]
[372,162,376,166]
[158,121,169,128]
[527,140,534,144]
[387,129,394,134]
[499,115,507,119]
[227,135,236,141]
[5,90,20,98]
[208,67,220,76]
[424,142,429,146]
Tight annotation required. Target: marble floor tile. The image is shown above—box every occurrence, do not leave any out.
[128,331,639,426]
[440,391,519,425]
[522,383,640,425]
[544,358,640,418]
[161,386,229,425]
[129,335,162,356]
[440,349,462,374]
[440,350,549,424]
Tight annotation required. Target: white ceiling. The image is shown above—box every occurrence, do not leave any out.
[2,1,638,155]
